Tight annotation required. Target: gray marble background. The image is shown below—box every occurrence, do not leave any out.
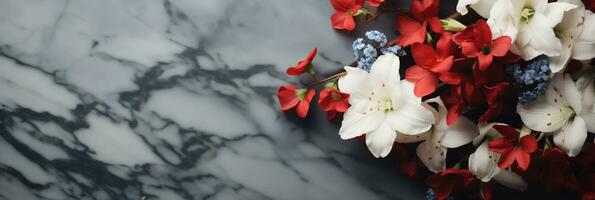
[0,0,439,199]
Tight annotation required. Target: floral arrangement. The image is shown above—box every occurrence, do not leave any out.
[277,0,595,199]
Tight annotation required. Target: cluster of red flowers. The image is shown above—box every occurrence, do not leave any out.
[277,48,350,120]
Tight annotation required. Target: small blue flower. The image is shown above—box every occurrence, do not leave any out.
[381,45,407,56]
[365,30,388,47]
[505,55,551,103]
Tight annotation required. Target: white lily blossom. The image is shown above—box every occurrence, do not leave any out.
[338,54,435,158]
[396,97,478,172]
[468,123,528,191]
[517,73,595,156]
[456,0,497,18]
[550,0,595,73]
[486,0,577,60]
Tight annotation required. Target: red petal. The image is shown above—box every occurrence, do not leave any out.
[473,19,492,46]
[481,182,493,200]
[477,53,493,71]
[428,17,444,34]
[366,0,384,7]
[431,56,454,73]
[331,12,356,30]
[286,61,308,75]
[406,66,438,96]
[438,72,462,84]
[492,125,519,139]
[446,103,460,125]
[295,89,315,118]
[490,36,511,57]
[317,88,333,111]
[277,85,299,111]
[410,0,424,21]
[460,41,480,58]
[436,32,455,59]
[396,16,422,36]
[488,137,513,153]
[306,48,318,62]
[520,135,538,153]
[411,43,438,66]
[498,149,516,169]
[426,174,455,200]
[453,28,474,46]
[326,110,337,121]
[342,15,356,31]
[405,65,431,80]
[330,0,362,11]
[396,18,426,47]
[515,149,531,171]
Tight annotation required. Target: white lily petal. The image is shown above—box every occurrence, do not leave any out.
[514,13,562,60]
[456,0,479,16]
[387,102,434,135]
[369,54,401,88]
[470,0,498,18]
[424,97,448,131]
[416,133,447,173]
[396,130,429,143]
[548,35,573,73]
[543,2,578,27]
[517,97,568,132]
[572,10,595,60]
[553,116,587,157]
[339,102,384,140]
[493,170,528,191]
[526,0,548,13]
[365,122,397,158]
[487,0,523,41]
[339,66,371,105]
[468,142,501,182]
[552,73,583,113]
[440,116,478,148]
[577,74,595,132]
[474,123,506,146]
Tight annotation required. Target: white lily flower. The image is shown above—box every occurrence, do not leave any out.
[517,73,595,156]
[456,0,497,18]
[468,123,528,191]
[550,0,595,73]
[338,54,435,158]
[487,0,576,60]
[396,97,478,172]
[572,9,595,60]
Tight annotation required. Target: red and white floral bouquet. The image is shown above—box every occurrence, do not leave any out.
[277,0,595,199]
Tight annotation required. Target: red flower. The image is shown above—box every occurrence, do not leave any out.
[277,85,315,118]
[395,0,442,47]
[454,20,511,71]
[392,143,418,176]
[405,33,458,97]
[488,125,537,171]
[318,86,349,120]
[527,148,578,191]
[410,0,439,22]
[426,169,476,200]
[330,0,364,31]
[366,0,384,7]
[286,48,317,76]
[479,82,509,123]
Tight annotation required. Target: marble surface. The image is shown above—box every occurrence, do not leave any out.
[0,0,430,199]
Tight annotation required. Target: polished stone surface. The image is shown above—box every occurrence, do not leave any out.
[0,0,432,199]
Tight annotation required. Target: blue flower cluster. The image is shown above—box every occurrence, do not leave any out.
[505,55,551,103]
[352,30,406,71]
